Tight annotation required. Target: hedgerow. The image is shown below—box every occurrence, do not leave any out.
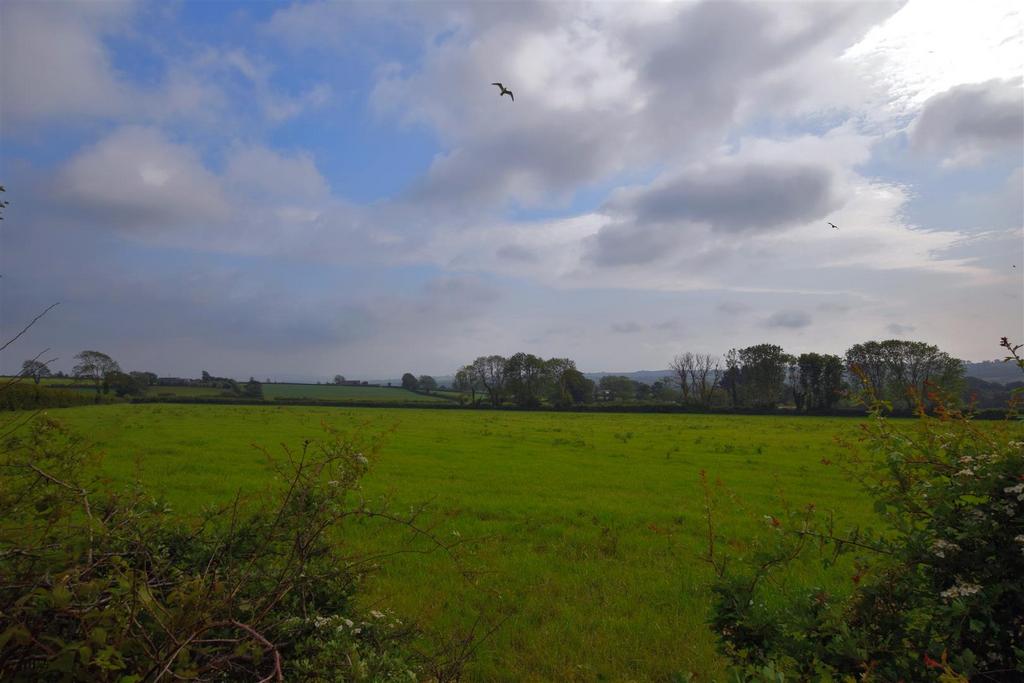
[704,339,1024,681]
[0,418,422,681]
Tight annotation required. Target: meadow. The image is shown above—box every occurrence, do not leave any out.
[32,404,880,680]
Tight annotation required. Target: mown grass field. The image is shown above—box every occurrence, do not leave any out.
[261,383,451,402]
[25,404,884,680]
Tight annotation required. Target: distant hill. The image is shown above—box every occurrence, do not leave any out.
[584,370,676,385]
[963,361,1022,385]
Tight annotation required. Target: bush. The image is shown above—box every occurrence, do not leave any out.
[0,417,421,681]
[704,342,1024,681]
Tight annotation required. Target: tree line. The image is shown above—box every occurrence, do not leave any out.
[447,339,966,412]
[18,350,262,400]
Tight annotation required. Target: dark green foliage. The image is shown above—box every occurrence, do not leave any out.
[400,373,418,391]
[845,339,964,410]
[504,353,548,407]
[417,375,437,393]
[706,350,1024,681]
[129,371,157,387]
[795,352,845,412]
[242,378,263,398]
[598,375,638,401]
[103,371,145,397]
[0,418,420,681]
[72,351,120,396]
[0,383,109,410]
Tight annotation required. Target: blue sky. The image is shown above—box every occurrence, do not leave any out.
[1,0,1021,380]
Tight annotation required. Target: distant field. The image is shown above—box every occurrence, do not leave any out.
[261,383,450,402]
[145,385,230,398]
[16,403,932,680]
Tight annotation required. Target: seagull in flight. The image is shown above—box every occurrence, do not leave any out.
[492,82,514,101]
[827,222,839,230]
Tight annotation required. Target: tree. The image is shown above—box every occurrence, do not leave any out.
[795,353,845,412]
[105,371,144,397]
[129,371,157,386]
[400,373,418,391]
[21,359,51,384]
[669,353,693,403]
[651,377,678,402]
[471,355,508,406]
[720,349,741,408]
[785,355,805,411]
[73,350,120,396]
[333,374,346,385]
[736,344,788,409]
[846,339,963,410]
[598,375,636,401]
[688,353,719,408]
[243,378,262,398]
[545,358,590,406]
[453,366,480,406]
[417,375,437,393]
[505,353,548,407]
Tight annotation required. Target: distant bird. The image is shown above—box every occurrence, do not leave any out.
[827,222,839,230]
[492,82,514,101]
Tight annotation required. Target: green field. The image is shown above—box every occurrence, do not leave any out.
[19,404,885,680]
[145,385,231,398]
[261,382,450,402]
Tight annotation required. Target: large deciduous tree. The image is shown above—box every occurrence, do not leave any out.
[795,353,845,412]
[669,353,693,404]
[737,344,788,409]
[417,375,437,393]
[471,355,507,406]
[846,340,963,409]
[73,350,120,396]
[505,353,548,407]
[453,366,481,406]
[21,359,51,384]
[400,373,419,391]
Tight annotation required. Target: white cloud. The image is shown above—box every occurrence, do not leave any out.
[55,126,231,231]
[0,2,132,124]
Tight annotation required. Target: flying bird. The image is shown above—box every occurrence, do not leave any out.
[492,82,514,101]
[827,222,839,230]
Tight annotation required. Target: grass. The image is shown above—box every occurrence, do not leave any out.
[19,404,881,680]
[261,383,450,402]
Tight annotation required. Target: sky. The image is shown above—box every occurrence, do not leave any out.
[1,0,1022,380]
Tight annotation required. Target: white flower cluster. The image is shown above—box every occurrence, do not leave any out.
[940,579,982,600]
[1004,483,1024,501]
[931,539,960,558]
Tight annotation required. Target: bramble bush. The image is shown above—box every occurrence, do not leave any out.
[0,417,425,681]
[704,338,1024,682]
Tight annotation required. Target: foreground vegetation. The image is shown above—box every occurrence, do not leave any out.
[15,404,882,679]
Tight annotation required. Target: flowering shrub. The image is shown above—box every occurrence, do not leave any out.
[0,417,422,681]
[705,340,1024,681]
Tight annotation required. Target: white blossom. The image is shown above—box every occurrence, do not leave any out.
[931,539,960,558]
[940,579,982,600]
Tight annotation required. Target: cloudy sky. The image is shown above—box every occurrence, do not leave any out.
[1,0,1021,380]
